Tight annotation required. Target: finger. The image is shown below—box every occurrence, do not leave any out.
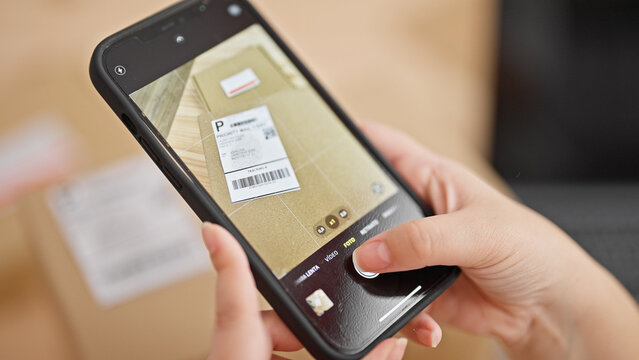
[358,121,438,165]
[359,120,486,214]
[391,153,465,214]
[353,210,489,272]
[203,222,260,330]
[359,120,450,213]
[261,311,303,351]
[400,311,442,348]
[363,338,408,360]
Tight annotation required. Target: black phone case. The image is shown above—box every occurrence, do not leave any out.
[89,1,460,358]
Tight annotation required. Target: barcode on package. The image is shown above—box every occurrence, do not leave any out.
[232,168,291,190]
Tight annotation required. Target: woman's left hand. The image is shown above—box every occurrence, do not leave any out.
[202,222,409,360]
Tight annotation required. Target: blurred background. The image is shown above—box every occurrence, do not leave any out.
[0,0,636,359]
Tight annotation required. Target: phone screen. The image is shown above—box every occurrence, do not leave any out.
[130,22,408,278]
[110,2,451,351]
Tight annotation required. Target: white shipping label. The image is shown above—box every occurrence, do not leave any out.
[212,105,300,203]
[47,156,210,307]
[219,68,261,98]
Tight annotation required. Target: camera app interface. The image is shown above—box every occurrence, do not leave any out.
[130,24,401,277]
[128,24,429,343]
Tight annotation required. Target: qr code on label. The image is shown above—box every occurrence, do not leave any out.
[263,127,277,140]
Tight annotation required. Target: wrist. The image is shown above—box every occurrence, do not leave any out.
[507,242,639,360]
[504,242,591,360]
[505,302,575,360]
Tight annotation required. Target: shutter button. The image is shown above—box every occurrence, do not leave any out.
[352,255,379,279]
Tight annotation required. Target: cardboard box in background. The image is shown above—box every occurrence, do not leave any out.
[22,190,216,360]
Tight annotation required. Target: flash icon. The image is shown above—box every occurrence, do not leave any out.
[114,65,126,76]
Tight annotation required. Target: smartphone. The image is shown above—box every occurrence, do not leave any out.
[90,1,459,358]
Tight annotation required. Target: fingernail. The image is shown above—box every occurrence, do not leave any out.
[415,328,441,348]
[388,338,408,360]
[431,327,442,348]
[353,239,391,271]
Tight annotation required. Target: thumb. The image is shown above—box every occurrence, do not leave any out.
[353,210,488,273]
[363,338,408,360]
[202,222,260,330]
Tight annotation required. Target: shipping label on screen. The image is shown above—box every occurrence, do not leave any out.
[212,105,300,203]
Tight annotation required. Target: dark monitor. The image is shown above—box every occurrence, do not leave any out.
[493,0,639,182]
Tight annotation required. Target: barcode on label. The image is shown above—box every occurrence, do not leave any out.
[232,168,291,190]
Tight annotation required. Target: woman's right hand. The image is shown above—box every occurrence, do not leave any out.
[354,121,639,360]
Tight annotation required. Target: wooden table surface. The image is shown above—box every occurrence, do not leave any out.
[0,0,502,359]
